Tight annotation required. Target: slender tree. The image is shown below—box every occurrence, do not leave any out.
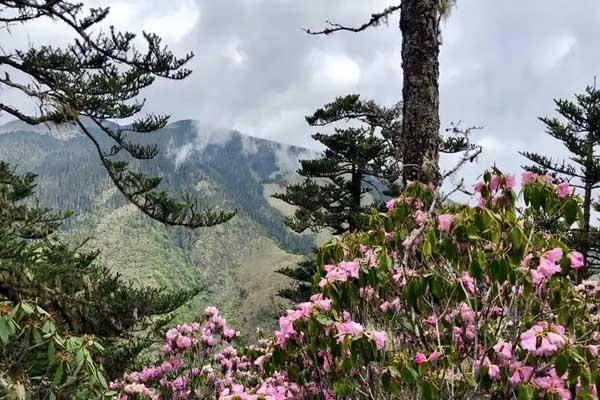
[305,1,456,185]
[0,0,233,227]
[274,95,401,235]
[521,83,600,272]
[0,161,198,380]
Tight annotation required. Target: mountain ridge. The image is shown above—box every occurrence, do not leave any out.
[0,119,315,337]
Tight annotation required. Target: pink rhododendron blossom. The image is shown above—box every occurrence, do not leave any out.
[461,271,476,295]
[520,322,567,356]
[556,181,571,198]
[489,175,501,191]
[358,286,375,301]
[372,331,387,350]
[544,247,563,263]
[474,181,484,192]
[415,353,427,365]
[386,198,397,211]
[534,369,571,400]
[428,351,441,363]
[570,251,585,270]
[505,174,516,190]
[521,171,536,185]
[437,214,453,233]
[493,340,512,364]
[413,210,426,225]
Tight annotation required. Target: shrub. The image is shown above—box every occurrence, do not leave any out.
[113,169,600,399]
[0,302,107,399]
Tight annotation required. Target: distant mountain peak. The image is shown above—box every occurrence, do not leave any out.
[0,119,81,141]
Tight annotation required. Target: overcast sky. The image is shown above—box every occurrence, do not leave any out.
[3,0,600,185]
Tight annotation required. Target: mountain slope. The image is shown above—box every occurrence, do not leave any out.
[0,119,313,336]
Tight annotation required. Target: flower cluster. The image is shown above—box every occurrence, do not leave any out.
[113,169,600,400]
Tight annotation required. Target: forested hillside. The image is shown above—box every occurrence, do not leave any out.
[0,119,313,334]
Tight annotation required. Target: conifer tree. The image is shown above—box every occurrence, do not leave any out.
[274,95,401,235]
[521,83,600,272]
[0,161,197,379]
[0,1,233,227]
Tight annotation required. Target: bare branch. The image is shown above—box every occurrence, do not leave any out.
[303,4,401,36]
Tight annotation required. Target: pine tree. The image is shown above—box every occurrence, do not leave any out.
[0,161,197,379]
[273,95,401,235]
[0,1,233,227]
[521,83,600,272]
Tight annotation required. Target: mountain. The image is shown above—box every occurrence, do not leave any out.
[0,118,317,337]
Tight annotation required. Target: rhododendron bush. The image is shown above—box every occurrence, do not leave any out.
[112,169,600,399]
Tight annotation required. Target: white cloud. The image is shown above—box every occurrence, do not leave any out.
[143,0,200,42]
[222,39,248,67]
[535,34,577,72]
[308,50,361,90]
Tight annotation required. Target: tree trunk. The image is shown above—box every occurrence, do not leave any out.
[581,133,594,274]
[349,169,363,232]
[400,0,441,185]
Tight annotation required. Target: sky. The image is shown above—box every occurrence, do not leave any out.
[2,0,600,186]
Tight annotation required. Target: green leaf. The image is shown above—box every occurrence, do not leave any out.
[0,318,10,344]
[509,226,524,250]
[53,364,64,385]
[333,380,354,397]
[421,381,436,400]
[555,353,569,376]
[563,198,579,225]
[517,384,535,400]
[314,313,334,326]
[403,366,419,384]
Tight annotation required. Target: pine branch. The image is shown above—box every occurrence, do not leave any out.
[303,4,401,36]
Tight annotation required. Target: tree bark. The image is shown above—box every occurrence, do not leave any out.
[400,0,441,185]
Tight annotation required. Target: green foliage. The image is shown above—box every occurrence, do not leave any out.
[0,1,233,228]
[276,257,317,303]
[521,83,600,273]
[0,162,198,383]
[0,302,108,399]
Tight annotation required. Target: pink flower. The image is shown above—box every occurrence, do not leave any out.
[428,351,441,363]
[336,320,364,337]
[414,210,426,225]
[570,251,585,270]
[340,260,360,279]
[487,364,501,381]
[493,340,513,364]
[509,362,534,386]
[478,357,501,380]
[538,257,562,278]
[461,271,476,295]
[386,198,397,211]
[544,247,563,263]
[520,322,567,356]
[254,355,265,369]
[372,331,387,350]
[490,175,501,191]
[415,353,427,365]
[521,171,537,185]
[520,323,544,352]
[175,335,192,350]
[438,214,453,233]
[474,181,485,193]
[505,174,516,190]
[534,369,571,400]
[556,181,571,198]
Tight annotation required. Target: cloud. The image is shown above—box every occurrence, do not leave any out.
[308,50,362,90]
[2,0,600,184]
